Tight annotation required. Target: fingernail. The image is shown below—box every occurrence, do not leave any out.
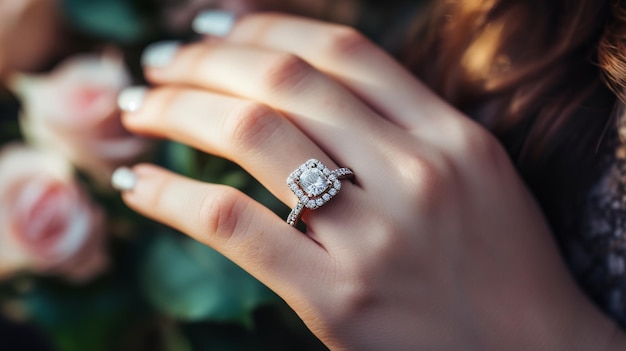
[118,86,148,112]
[192,10,236,37]
[141,40,181,68]
[112,167,137,192]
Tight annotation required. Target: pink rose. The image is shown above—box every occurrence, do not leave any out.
[12,53,151,188]
[0,144,108,282]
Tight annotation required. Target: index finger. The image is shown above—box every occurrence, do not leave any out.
[195,12,456,131]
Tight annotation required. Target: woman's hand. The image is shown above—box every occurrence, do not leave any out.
[114,13,626,350]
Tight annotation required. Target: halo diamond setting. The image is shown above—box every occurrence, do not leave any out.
[286,159,354,226]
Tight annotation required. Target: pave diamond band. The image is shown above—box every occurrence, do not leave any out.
[286,159,354,227]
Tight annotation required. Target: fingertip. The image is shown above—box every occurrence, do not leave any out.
[141,40,181,68]
[127,163,167,180]
[117,164,167,204]
[117,86,152,135]
[117,87,165,138]
[118,86,149,113]
[192,10,236,37]
[112,166,137,192]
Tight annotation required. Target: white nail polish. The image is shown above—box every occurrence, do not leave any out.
[118,86,148,112]
[141,40,181,68]
[112,167,137,192]
[192,10,235,37]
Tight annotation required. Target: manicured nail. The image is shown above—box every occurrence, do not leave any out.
[192,10,235,37]
[118,86,148,112]
[141,40,181,68]
[112,167,137,192]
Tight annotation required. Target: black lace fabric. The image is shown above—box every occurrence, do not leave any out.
[570,120,626,328]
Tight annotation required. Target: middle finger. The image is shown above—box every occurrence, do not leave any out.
[141,41,394,172]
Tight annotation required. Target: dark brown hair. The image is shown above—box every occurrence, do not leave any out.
[398,0,622,240]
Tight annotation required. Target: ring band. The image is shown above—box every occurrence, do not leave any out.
[286,159,354,227]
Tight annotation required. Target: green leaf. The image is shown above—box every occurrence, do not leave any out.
[0,121,21,144]
[220,170,250,189]
[22,273,146,351]
[162,320,193,351]
[162,141,199,178]
[60,0,152,43]
[184,323,271,351]
[140,232,277,324]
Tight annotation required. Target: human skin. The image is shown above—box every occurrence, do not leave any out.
[116,13,626,350]
[0,0,61,78]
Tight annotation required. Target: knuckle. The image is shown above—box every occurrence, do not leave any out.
[197,188,245,245]
[328,264,378,325]
[196,188,275,268]
[397,153,449,202]
[224,102,281,153]
[321,25,370,57]
[261,53,313,94]
[456,122,509,170]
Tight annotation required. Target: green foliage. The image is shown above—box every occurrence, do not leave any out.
[164,141,199,179]
[23,272,147,351]
[140,231,277,324]
[60,0,155,43]
[0,121,21,144]
[184,323,272,351]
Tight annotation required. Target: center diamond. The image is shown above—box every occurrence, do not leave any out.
[299,168,329,196]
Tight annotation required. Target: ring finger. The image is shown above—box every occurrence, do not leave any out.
[119,85,366,245]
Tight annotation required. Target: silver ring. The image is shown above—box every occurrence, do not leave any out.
[286,159,354,227]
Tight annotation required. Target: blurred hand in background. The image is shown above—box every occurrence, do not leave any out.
[157,0,359,34]
[0,0,63,79]
[12,53,151,188]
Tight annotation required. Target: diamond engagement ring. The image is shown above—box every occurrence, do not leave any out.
[286,159,354,227]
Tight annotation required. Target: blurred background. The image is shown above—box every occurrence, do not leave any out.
[0,0,420,350]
